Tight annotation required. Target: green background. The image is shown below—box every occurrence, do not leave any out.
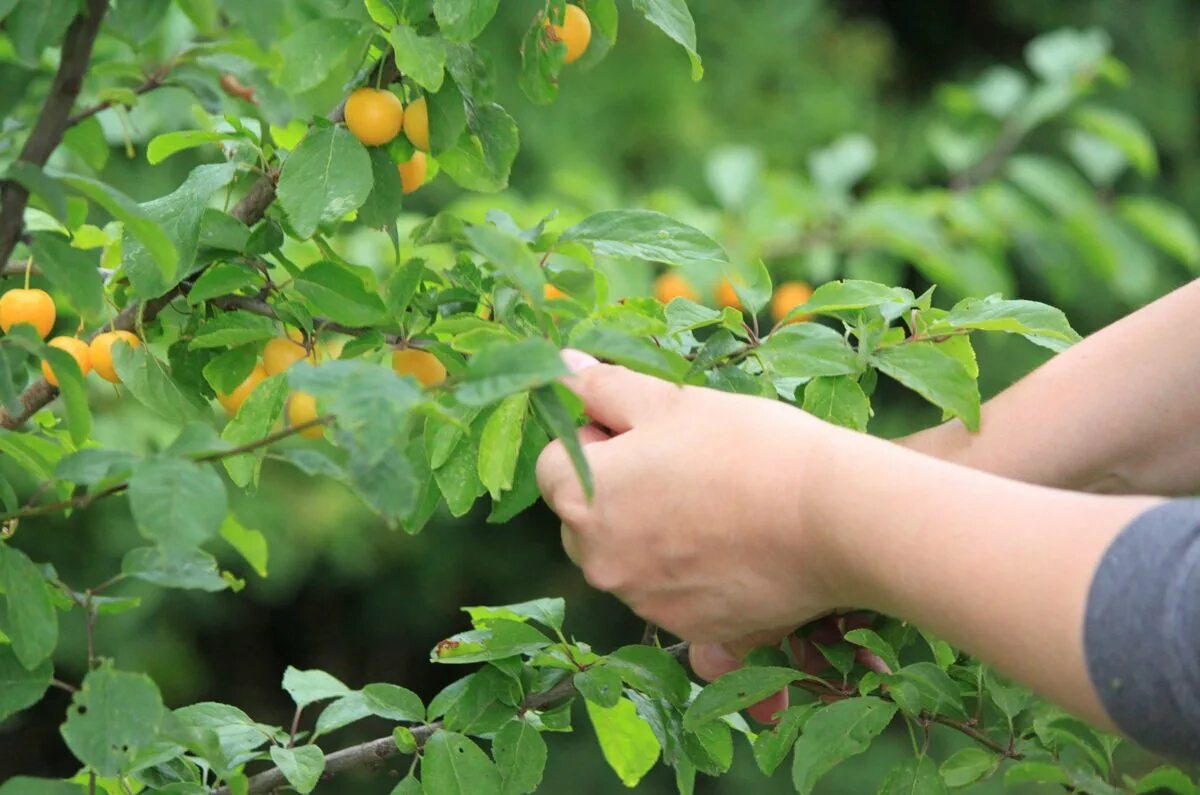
[2,0,1198,790]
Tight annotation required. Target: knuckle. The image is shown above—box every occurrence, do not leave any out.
[581,561,625,593]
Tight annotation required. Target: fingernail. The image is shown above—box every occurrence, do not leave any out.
[562,348,600,374]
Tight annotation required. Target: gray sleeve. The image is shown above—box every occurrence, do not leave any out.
[1085,498,1200,761]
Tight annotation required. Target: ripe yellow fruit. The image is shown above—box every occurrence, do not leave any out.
[344,87,404,147]
[41,336,91,387]
[544,283,566,300]
[547,4,592,64]
[392,348,446,388]
[287,391,324,439]
[771,281,814,324]
[0,288,56,339]
[263,337,311,375]
[398,151,427,195]
[89,330,141,383]
[403,96,429,151]
[653,272,698,304]
[217,363,268,415]
[715,277,742,311]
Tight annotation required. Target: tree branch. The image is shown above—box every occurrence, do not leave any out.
[67,68,170,127]
[215,643,689,795]
[0,0,111,269]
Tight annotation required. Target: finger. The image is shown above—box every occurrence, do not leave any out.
[690,641,791,725]
[535,425,610,515]
[559,349,680,433]
[561,523,582,567]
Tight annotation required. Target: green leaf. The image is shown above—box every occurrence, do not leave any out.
[7,162,67,224]
[187,262,261,305]
[60,665,164,777]
[191,312,278,349]
[757,324,859,380]
[121,547,229,592]
[802,376,870,431]
[391,777,422,795]
[493,719,548,795]
[800,280,913,316]
[275,18,373,97]
[423,731,501,795]
[203,346,258,396]
[753,705,815,776]
[54,172,178,284]
[7,0,74,64]
[465,224,545,302]
[939,747,999,788]
[888,662,968,719]
[277,127,374,239]
[219,515,268,578]
[268,746,325,794]
[842,628,900,673]
[123,163,237,298]
[313,692,373,738]
[113,343,210,423]
[931,295,1081,352]
[1132,766,1198,795]
[570,325,689,381]
[0,779,85,795]
[560,210,726,266]
[0,644,51,722]
[665,298,722,335]
[129,457,228,551]
[1073,105,1157,177]
[878,757,948,795]
[519,15,564,105]
[359,147,406,230]
[439,103,520,192]
[462,597,565,632]
[791,697,897,795]
[390,25,447,91]
[283,667,351,708]
[221,372,288,488]
[0,545,57,670]
[1003,761,1069,787]
[1117,196,1200,271]
[457,339,567,405]
[530,384,592,498]
[428,79,468,155]
[477,392,529,499]
[433,0,500,42]
[607,645,690,706]
[362,683,425,722]
[28,234,105,323]
[574,666,624,708]
[630,0,703,80]
[293,261,389,326]
[872,343,981,431]
[682,667,801,730]
[431,619,553,664]
[586,697,660,788]
[147,130,242,165]
[41,343,91,446]
[809,134,876,193]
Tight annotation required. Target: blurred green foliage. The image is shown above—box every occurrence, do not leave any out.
[2,0,1198,791]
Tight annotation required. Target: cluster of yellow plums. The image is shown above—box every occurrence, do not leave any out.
[0,287,142,387]
[648,273,815,325]
[344,88,429,194]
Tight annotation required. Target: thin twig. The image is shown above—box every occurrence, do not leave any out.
[67,69,169,127]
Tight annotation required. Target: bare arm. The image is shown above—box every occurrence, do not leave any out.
[902,279,1200,495]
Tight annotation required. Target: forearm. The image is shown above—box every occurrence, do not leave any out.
[810,426,1161,727]
[902,279,1200,495]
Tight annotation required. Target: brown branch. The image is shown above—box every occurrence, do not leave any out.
[0,415,332,521]
[0,0,111,270]
[212,296,384,340]
[216,643,689,795]
[67,69,169,127]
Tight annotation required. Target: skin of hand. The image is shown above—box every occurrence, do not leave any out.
[901,279,1200,495]
[537,349,1161,728]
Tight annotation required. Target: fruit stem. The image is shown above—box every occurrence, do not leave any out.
[23,256,32,290]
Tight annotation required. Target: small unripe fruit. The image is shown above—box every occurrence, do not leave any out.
[89,330,141,383]
[771,281,814,324]
[0,288,56,339]
[547,4,592,65]
[654,272,698,304]
[403,96,429,151]
[263,337,311,375]
[41,336,91,387]
[392,348,446,388]
[217,363,268,415]
[715,277,742,311]
[344,88,404,147]
[287,391,324,439]
[398,151,427,195]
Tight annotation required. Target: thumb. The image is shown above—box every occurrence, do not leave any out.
[559,348,678,433]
